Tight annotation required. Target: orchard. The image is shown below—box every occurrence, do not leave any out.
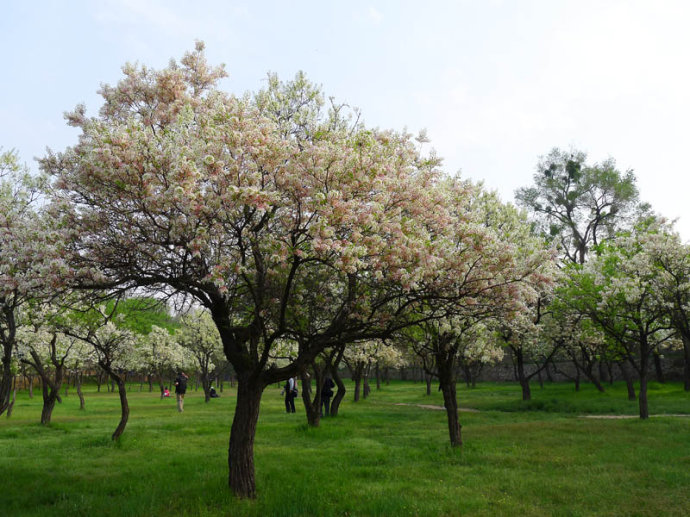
[1,45,688,513]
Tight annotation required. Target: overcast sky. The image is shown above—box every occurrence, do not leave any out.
[2,0,689,238]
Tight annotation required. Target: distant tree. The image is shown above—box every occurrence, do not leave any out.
[516,148,640,264]
[16,305,78,424]
[60,301,138,439]
[177,309,223,402]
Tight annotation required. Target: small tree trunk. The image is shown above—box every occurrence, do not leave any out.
[438,369,462,447]
[618,361,636,401]
[375,363,381,391]
[683,336,690,391]
[330,368,346,417]
[301,371,321,427]
[111,374,129,441]
[0,335,15,416]
[462,364,471,388]
[28,375,34,398]
[203,372,211,403]
[353,376,361,402]
[653,352,665,384]
[425,375,432,395]
[515,348,531,401]
[7,377,17,418]
[574,368,580,392]
[227,377,264,499]
[598,361,609,384]
[537,368,544,389]
[362,376,371,399]
[77,372,85,410]
[544,361,554,383]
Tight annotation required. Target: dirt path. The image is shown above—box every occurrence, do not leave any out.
[394,403,480,412]
[579,414,690,419]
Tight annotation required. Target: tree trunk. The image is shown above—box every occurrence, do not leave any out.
[301,370,321,428]
[438,367,462,447]
[203,372,211,403]
[353,376,361,402]
[41,380,60,425]
[0,337,14,416]
[27,375,34,398]
[652,352,665,384]
[683,336,690,391]
[574,368,580,392]
[638,371,649,419]
[537,368,544,389]
[618,361,636,401]
[598,361,609,384]
[638,348,649,420]
[375,363,381,391]
[362,376,370,399]
[515,348,531,401]
[329,368,346,417]
[462,364,471,388]
[227,377,264,499]
[6,376,17,418]
[425,375,432,395]
[77,372,85,410]
[111,374,130,441]
[544,361,554,383]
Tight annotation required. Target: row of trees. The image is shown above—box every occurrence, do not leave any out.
[5,296,229,432]
[1,43,687,499]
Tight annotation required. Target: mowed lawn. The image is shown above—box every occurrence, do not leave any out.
[1,379,689,516]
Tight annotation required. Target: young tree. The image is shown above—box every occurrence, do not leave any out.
[412,183,555,445]
[562,226,676,418]
[60,303,138,439]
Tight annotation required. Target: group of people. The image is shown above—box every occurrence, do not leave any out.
[168,369,337,416]
[282,375,336,416]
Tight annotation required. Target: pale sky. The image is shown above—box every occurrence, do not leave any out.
[2,0,689,237]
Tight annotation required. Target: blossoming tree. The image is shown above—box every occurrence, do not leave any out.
[42,44,455,498]
[0,150,53,415]
[176,309,224,402]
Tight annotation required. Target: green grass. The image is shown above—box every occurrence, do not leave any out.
[1,380,689,516]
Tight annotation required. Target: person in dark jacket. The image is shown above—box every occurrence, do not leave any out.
[321,376,335,417]
[174,371,188,412]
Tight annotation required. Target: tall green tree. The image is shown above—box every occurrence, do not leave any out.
[516,148,641,264]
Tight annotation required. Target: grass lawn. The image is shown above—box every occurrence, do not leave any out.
[1,379,689,516]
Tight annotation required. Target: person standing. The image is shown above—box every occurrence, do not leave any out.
[321,375,335,417]
[174,371,189,412]
[283,377,297,413]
